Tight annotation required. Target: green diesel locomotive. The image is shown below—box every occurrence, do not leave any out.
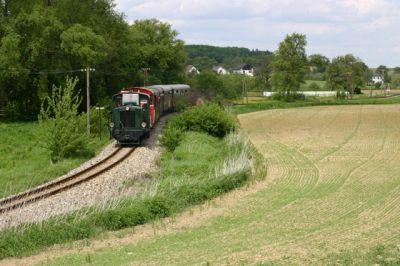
[109,84,190,144]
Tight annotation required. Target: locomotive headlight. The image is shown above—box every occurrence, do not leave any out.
[141,122,147,128]
[109,122,114,128]
[125,106,129,111]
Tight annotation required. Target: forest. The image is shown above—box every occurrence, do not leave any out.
[185,44,273,71]
[0,0,186,120]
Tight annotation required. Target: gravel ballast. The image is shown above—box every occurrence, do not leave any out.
[0,115,170,230]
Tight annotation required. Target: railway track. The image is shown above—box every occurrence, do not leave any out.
[0,146,135,214]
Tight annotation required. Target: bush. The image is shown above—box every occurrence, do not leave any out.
[272,91,305,102]
[171,103,235,137]
[308,82,321,91]
[161,103,235,152]
[160,126,183,152]
[336,90,347,99]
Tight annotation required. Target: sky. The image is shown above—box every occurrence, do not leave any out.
[113,0,400,68]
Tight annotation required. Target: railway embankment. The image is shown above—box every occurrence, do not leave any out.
[0,104,265,261]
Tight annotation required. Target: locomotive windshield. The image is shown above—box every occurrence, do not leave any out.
[122,93,139,105]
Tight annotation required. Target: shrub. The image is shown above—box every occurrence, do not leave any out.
[336,90,347,99]
[38,77,88,162]
[272,91,305,102]
[168,103,236,138]
[308,82,321,91]
[160,126,183,152]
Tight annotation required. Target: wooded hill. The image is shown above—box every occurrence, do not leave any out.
[185,45,273,71]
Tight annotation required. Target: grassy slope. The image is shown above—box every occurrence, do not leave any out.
[45,104,400,265]
[0,131,258,261]
[0,122,109,198]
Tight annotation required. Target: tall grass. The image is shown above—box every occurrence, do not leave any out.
[0,122,110,198]
[0,131,264,259]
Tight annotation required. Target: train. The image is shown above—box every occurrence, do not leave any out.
[109,84,190,144]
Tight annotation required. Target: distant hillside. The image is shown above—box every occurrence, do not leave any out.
[185,45,273,71]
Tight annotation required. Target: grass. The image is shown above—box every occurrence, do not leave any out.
[232,94,400,114]
[0,130,262,260]
[0,122,110,198]
[38,104,400,265]
[299,79,327,90]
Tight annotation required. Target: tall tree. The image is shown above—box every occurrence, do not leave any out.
[129,19,186,85]
[326,54,370,98]
[376,65,390,83]
[271,33,308,99]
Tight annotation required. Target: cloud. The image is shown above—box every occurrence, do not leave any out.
[114,0,400,67]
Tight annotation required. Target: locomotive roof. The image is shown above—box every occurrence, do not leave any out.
[117,84,190,97]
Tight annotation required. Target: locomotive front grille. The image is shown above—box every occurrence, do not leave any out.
[120,111,135,128]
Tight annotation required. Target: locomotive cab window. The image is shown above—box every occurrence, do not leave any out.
[140,99,148,107]
[122,93,139,106]
[113,95,122,107]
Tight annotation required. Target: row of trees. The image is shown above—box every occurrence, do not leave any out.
[0,0,186,120]
[269,33,372,99]
[189,33,374,101]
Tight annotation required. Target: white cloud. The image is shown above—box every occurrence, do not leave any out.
[113,0,400,67]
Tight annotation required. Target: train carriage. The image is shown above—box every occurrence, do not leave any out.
[109,84,190,144]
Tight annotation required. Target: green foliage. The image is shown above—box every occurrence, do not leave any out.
[168,103,236,138]
[0,131,257,259]
[160,126,183,152]
[231,95,400,115]
[161,103,236,152]
[38,77,87,162]
[130,19,187,84]
[61,24,106,66]
[326,54,371,95]
[0,121,109,198]
[375,81,383,89]
[308,54,330,73]
[391,74,400,88]
[376,65,390,83]
[271,33,308,100]
[185,44,273,70]
[308,82,321,91]
[336,89,347,99]
[0,2,186,121]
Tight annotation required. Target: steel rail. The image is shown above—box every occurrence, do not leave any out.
[0,147,135,214]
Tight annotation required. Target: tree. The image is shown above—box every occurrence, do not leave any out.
[129,19,186,85]
[38,77,87,162]
[308,54,330,73]
[61,24,106,66]
[376,65,390,83]
[326,54,371,98]
[271,33,308,100]
[393,67,400,74]
[391,74,400,89]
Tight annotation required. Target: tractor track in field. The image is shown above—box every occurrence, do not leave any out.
[0,147,136,214]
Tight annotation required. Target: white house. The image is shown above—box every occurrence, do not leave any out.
[372,74,384,84]
[212,66,228,75]
[185,65,200,75]
[232,64,254,76]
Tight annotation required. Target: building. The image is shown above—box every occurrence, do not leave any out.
[232,64,254,76]
[185,65,200,75]
[212,66,228,75]
[372,74,384,84]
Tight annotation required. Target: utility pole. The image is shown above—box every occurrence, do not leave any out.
[141,68,150,86]
[82,67,95,135]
